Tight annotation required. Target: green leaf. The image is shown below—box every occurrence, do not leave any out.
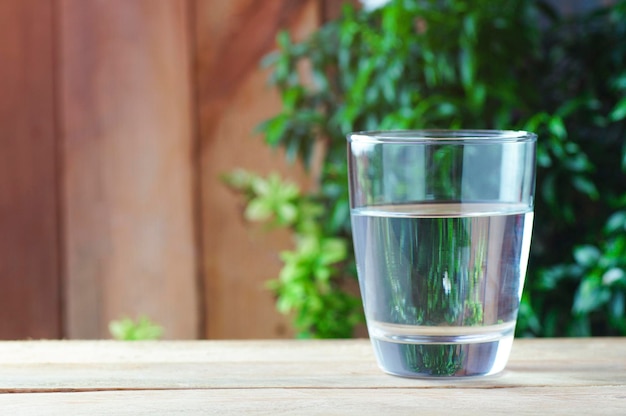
[470,82,486,109]
[320,238,347,265]
[282,86,303,111]
[277,295,293,314]
[609,96,626,121]
[605,211,626,233]
[573,245,601,267]
[258,115,289,147]
[276,30,291,49]
[523,112,550,134]
[571,175,599,200]
[285,137,300,163]
[222,169,253,191]
[602,268,625,286]
[260,51,280,69]
[329,198,350,233]
[563,154,592,172]
[245,198,272,221]
[573,278,610,314]
[548,116,567,139]
[463,14,477,40]
[536,144,552,168]
[437,102,456,117]
[609,292,625,321]
[109,316,163,341]
[277,203,298,225]
[459,47,475,90]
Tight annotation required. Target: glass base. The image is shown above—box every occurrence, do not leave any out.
[371,335,514,378]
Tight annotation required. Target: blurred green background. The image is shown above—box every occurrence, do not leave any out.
[228,0,626,338]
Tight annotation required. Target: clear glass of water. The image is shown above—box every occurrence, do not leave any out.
[347,130,536,377]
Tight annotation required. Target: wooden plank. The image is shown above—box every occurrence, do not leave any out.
[0,339,625,414]
[0,339,625,391]
[1,387,625,416]
[192,0,321,339]
[58,0,199,339]
[0,0,61,339]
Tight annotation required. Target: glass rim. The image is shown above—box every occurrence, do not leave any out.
[347,129,537,144]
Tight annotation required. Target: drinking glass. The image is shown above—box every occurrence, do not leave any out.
[347,130,536,377]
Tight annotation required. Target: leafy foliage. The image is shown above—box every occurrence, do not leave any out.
[223,170,362,338]
[227,0,626,337]
[109,316,164,341]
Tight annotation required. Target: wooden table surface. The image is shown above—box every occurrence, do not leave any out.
[0,338,624,415]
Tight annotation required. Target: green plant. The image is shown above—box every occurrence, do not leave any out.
[517,0,626,336]
[109,316,164,341]
[223,170,362,338]
[227,0,626,338]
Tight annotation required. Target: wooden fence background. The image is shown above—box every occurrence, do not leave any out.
[0,0,598,340]
[0,0,340,340]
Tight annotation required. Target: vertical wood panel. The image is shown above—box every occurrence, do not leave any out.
[59,0,199,339]
[0,0,61,339]
[193,0,321,339]
[321,0,358,20]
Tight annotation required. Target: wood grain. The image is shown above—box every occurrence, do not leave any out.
[193,0,320,339]
[0,338,625,390]
[2,387,625,416]
[0,0,61,339]
[0,339,624,415]
[58,0,199,339]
